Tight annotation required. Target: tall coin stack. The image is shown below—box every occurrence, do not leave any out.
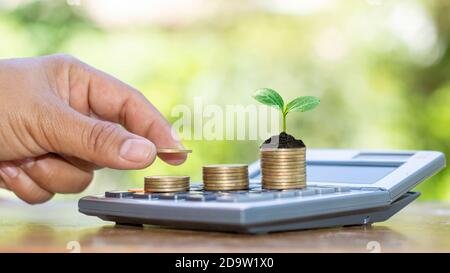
[203,164,249,191]
[144,176,190,193]
[260,148,306,190]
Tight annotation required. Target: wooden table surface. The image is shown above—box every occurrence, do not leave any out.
[0,199,449,253]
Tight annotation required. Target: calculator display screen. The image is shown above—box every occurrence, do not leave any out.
[306,164,397,184]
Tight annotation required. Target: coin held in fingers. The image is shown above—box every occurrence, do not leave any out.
[156,148,192,154]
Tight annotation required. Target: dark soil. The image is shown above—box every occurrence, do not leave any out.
[260,132,305,149]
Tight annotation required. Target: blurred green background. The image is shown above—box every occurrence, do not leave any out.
[0,0,448,200]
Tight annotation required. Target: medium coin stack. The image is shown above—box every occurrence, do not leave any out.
[202,164,249,191]
[260,148,306,190]
[144,175,190,193]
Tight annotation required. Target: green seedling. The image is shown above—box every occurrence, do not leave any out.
[253,88,320,133]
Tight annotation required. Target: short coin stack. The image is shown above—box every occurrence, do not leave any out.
[144,175,190,193]
[260,148,306,190]
[202,164,249,191]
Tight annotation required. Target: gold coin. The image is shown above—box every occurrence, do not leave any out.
[262,156,306,160]
[145,184,189,188]
[262,184,305,190]
[203,172,248,176]
[145,178,190,182]
[145,187,189,191]
[203,181,249,185]
[204,186,249,191]
[145,175,189,180]
[261,159,305,164]
[262,183,305,187]
[145,183,189,187]
[144,179,190,183]
[262,173,306,179]
[203,164,247,169]
[145,179,190,182]
[262,176,304,181]
[203,171,248,175]
[156,148,192,154]
[203,171,248,177]
[262,181,306,185]
[262,173,305,178]
[260,156,305,161]
[204,186,249,190]
[262,180,306,185]
[144,176,189,181]
[261,167,305,172]
[145,188,189,193]
[203,177,249,182]
[145,182,189,187]
[261,171,305,176]
[262,174,306,179]
[145,187,189,192]
[203,174,249,180]
[261,163,305,168]
[261,164,305,169]
[262,165,306,169]
[203,181,249,186]
[261,165,305,170]
[145,184,190,188]
[203,165,248,173]
[261,179,306,186]
[145,181,189,184]
[262,172,305,176]
[262,181,305,186]
[203,179,248,184]
[261,161,305,166]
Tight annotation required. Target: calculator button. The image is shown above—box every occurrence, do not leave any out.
[273,191,296,199]
[186,194,216,201]
[159,193,188,200]
[132,193,153,199]
[336,187,351,192]
[296,189,316,197]
[315,188,336,194]
[217,193,274,202]
[361,187,381,191]
[105,191,133,198]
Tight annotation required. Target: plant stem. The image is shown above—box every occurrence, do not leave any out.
[282,112,287,132]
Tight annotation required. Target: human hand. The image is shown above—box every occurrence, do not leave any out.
[0,54,185,204]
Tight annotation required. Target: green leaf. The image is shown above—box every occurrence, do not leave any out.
[253,88,284,111]
[286,96,320,113]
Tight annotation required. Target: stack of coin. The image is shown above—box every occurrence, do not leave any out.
[144,175,190,193]
[260,148,306,190]
[203,164,249,191]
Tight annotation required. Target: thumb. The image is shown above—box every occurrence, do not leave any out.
[45,109,157,169]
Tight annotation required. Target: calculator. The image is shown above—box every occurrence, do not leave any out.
[78,149,446,234]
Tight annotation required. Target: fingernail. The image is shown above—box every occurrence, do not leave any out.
[0,164,19,179]
[119,139,155,162]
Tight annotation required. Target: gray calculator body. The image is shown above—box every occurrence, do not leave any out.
[78,149,446,234]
